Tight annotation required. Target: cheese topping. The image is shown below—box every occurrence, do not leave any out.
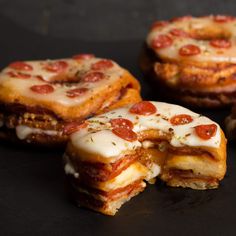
[16,125,60,140]
[0,57,124,107]
[71,101,221,158]
[63,154,79,178]
[147,15,236,63]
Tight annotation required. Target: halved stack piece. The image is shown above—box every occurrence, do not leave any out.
[64,101,227,215]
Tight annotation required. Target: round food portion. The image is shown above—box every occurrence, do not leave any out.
[142,15,236,107]
[0,54,141,146]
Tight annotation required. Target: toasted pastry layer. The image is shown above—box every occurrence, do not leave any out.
[67,176,146,216]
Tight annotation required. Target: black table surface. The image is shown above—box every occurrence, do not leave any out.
[1,1,236,235]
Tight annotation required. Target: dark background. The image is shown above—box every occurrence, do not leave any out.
[1,0,236,41]
[0,0,236,235]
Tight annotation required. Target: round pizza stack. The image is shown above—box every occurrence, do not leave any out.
[140,15,236,108]
[0,54,141,146]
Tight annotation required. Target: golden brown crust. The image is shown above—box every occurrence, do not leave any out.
[139,129,226,161]
[154,61,236,92]
[140,44,236,107]
[162,175,219,190]
[67,127,227,190]
[67,176,146,216]
[0,70,141,120]
[0,67,141,146]
[159,130,226,189]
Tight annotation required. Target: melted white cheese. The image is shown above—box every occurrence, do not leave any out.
[64,163,79,178]
[147,16,236,63]
[15,125,60,140]
[145,163,161,182]
[94,162,147,192]
[71,101,221,159]
[142,140,155,149]
[71,129,141,158]
[63,154,79,178]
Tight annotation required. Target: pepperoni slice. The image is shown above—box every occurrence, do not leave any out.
[44,60,68,72]
[66,87,88,98]
[151,34,173,49]
[30,84,54,94]
[91,60,113,70]
[195,124,217,140]
[63,121,88,135]
[170,114,193,125]
[170,28,189,37]
[81,72,105,83]
[112,127,137,142]
[213,15,235,23]
[110,118,133,130]
[210,39,231,48]
[7,71,31,79]
[72,54,95,60]
[129,101,157,116]
[151,21,169,29]
[179,44,201,56]
[9,61,33,71]
[171,15,192,22]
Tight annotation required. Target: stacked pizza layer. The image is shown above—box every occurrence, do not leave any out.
[141,15,236,107]
[64,101,226,215]
[0,55,141,146]
[64,151,148,215]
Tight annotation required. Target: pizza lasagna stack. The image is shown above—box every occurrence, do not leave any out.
[0,55,141,146]
[141,15,236,107]
[64,101,226,215]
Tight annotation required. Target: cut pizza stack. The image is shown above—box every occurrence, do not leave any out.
[64,101,226,215]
